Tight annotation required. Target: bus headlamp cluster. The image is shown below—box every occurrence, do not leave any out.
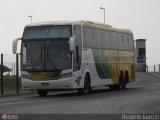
[22,75,31,79]
[60,73,73,78]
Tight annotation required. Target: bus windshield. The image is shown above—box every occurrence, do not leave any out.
[22,25,72,71]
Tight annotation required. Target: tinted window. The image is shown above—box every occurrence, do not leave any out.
[101,30,110,49]
[83,27,92,48]
[23,25,72,39]
[117,33,123,50]
[92,29,101,48]
[109,31,117,49]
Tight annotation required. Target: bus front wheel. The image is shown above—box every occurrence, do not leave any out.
[37,89,48,97]
[78,73,91,95]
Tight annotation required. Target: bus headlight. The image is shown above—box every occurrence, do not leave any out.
[22,75,31,79]
[60,73,73,78]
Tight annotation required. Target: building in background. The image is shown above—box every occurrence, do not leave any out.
[136,39,146,72]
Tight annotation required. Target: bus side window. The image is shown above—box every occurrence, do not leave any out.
[109,31,117,49]
[122,33,128,50]
[129,34,134,51]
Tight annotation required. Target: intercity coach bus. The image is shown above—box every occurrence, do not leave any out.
[12,21,135,96]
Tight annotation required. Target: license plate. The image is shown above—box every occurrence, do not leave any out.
[41,83,49,86]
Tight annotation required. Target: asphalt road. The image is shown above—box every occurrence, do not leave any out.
[0,72,160,120]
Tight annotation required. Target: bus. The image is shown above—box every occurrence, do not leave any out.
[12,20,135,96]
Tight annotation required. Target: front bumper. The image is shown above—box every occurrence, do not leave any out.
[21,76,78,90]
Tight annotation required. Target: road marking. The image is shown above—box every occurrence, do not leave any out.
[0,93,95,106]
[133,83,160,88]
[0,98,19,102]
[150,72,160,78]
[0,98,58,106]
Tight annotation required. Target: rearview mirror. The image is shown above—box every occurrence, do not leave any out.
[69,36,76,52]
[12,38,22,54]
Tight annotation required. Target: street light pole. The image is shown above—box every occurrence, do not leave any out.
[28,15,32,23]
[100,7,105,24]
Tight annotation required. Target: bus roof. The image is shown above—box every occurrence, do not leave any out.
[82,21,133,34]
[25,21,82,27]
[25,20,133,34]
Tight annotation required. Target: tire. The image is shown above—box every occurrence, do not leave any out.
[125,70,129,83]
[119,71,128,89]
[109,85,121,91]
[109,85,116,90]
[123,71,129,89]
[37,89,48,97]
[78,74,91,95]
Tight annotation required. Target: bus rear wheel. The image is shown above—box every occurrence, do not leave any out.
[37,89,48,97]
[119,71,128,89]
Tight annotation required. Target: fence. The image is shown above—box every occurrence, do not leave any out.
[146,64,160,72]
[0,54,30,95]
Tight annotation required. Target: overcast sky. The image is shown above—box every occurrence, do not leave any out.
[0,0,160,65]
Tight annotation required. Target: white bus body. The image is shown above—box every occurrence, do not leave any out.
[13,21,135,96]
